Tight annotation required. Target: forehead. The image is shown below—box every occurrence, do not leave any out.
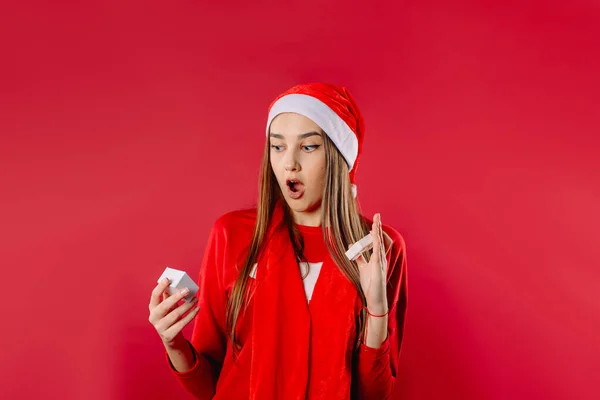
[269,112,324,136]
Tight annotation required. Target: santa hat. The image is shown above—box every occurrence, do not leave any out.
[266,82,365,198]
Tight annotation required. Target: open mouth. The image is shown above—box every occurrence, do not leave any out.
[287,179,301,192]
[285,178,305,198]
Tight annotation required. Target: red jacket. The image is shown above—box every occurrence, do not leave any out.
[166,206,408,399]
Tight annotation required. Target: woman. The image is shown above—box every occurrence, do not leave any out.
[148,82,408,400]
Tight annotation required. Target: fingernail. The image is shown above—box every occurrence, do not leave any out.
[180,288,189,295]
[162,277,169,284]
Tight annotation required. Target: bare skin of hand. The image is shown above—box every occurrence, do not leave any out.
[355,213,388,314]
[351,213,391,347]
[148,278,199,348]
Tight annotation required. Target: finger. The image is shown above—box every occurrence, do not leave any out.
[149,277,171,310]
[163,303,201,340]
[153,287,192,320]
[156,297,198,332]
[355,252,367,268]
[162,287,172,302]
[376,215,387,270]
[382,230,392,257]
[161,292,177,314]
[377,214,386,262]
[371,223,381,263]
[348,241,367,267]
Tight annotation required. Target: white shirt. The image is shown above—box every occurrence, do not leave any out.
[250,261,323,302]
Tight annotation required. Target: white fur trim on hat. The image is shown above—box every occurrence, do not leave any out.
[266,94,359,172]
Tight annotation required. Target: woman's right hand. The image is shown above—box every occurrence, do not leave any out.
[148,278,200,348]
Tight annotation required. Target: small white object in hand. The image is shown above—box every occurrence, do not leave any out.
[345,234,374,261]
[157,266,199,302]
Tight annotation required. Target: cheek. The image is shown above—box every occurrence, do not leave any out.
[270,158,284,182]
[308,161,327,186]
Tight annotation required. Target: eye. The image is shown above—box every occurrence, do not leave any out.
[270,144,284,152]
[303,145,320,152]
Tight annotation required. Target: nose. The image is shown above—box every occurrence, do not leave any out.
[284,150,301,172]
[284,161,299,171]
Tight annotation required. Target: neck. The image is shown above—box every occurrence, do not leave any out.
[291,208,322,227]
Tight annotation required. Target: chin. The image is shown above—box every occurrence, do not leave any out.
[283,198,303,211]
[285,197,320,214]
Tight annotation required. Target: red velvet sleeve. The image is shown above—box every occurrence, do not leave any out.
[354,228,408,399]
[164,218,229,399]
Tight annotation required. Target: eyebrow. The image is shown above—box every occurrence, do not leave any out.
[269,131,322,140]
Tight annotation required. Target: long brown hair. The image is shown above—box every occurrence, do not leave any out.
[225,132,374,353]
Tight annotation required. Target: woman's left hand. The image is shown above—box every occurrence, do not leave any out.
[354,213,388,314]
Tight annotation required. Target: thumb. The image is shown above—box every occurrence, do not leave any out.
[348,243,367,267]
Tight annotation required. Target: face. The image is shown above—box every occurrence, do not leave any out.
[269,112,326,224]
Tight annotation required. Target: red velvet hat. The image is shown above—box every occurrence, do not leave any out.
[266,82,365,198]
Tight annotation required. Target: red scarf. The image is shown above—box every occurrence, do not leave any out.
[249,200,360,399]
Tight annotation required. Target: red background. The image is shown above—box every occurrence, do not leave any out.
[1,1,598,399]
